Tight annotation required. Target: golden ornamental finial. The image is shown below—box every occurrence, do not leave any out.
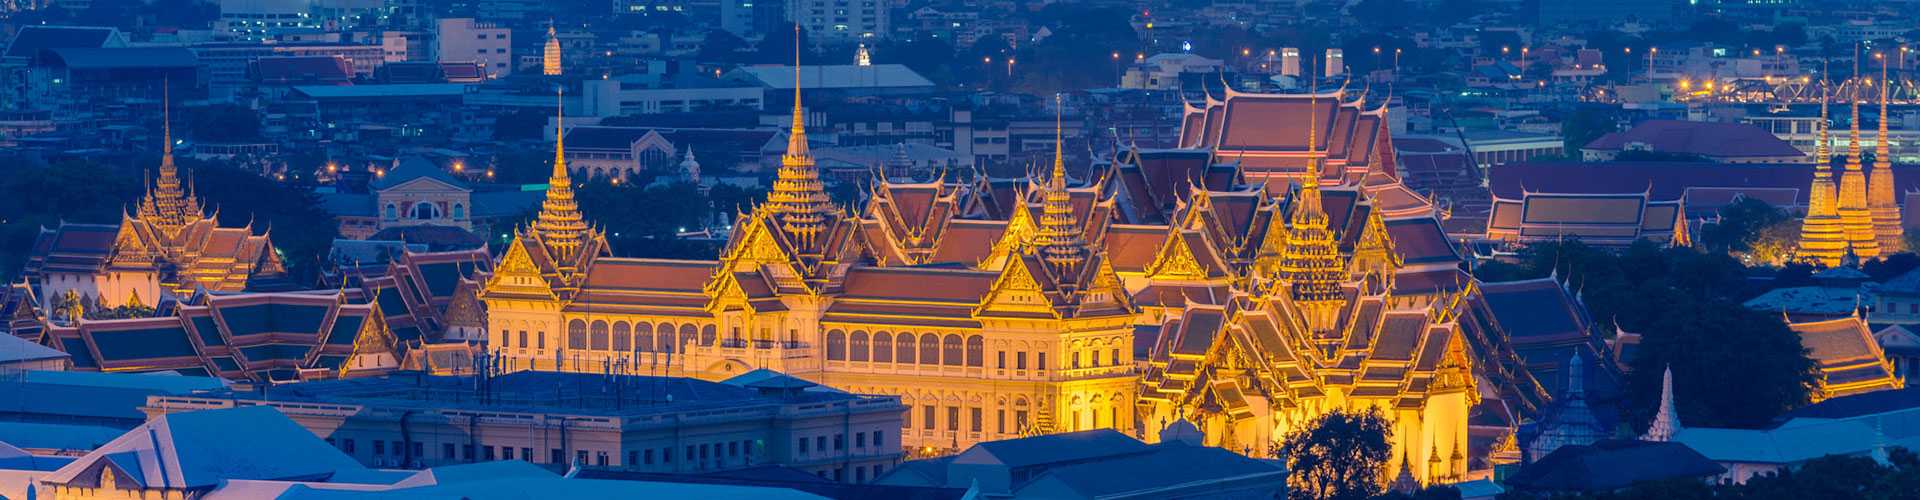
[1052,93,1065,191]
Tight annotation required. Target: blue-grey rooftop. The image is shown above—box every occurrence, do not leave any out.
[198,371,873,418]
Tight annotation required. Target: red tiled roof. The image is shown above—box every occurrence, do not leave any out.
[1584,120,1805,159]
[1488,162,1877,205]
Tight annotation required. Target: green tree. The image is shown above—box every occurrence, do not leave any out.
[1863,253,1920,282]
[492,107,551,141]
[1501,447,1920,499]
[1474,240,1818,429]
[182,160,340,284]
[1558,106,1619,154]
[188,104,263,142]
[1625,297,1817,429]
[574,180,717,259]
[0,159,143,281]
[1277,408,1394,500]
[1697,197,1793,261]
[699,30,750,63]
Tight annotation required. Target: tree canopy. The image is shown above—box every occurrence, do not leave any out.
[1695,197,1797,265]
[1278,408,1394,500]
[1474,241,1818,429]
[1498,447,1920,500]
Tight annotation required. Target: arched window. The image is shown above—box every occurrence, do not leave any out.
[826,330,847,361]
[567,320,587,350]
[895,333,916,364]
[942,334,963,366]
[849,331,869,362]
[452,203,465,219]
[658,322,677,353]
[679,324,697,349]
[965,336,984,367]
[589,320,609,350]
[384,204,398,220]
[633,323,653,352]
[1090,395,1105,428]
[611,322,630,351]
[919,334,940,366]
[1111,348,1122,367]
[872,332,893,363]
[700,325,716,346]
[411,202,440,220]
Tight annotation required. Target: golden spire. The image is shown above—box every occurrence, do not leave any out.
[136,82,202,235]
[1817,67,1831,166]
[1035,94,1085,272]
[1871,51,1904,252]
[766,23,833,247]
[533,89,589,259]
[1839,44,1880,258]
[1280,81,1346,326]
[1801,76,1848,267]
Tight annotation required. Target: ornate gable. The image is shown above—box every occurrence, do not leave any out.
[340,311,398,377]
[980,201,1037,271]
[481,236,556,301]
[976,253,1055,317]
[1145,230,1222,282]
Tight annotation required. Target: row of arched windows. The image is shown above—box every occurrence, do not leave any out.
[383,202,465,221]
[824,330,984,367]
[565,319,716,353]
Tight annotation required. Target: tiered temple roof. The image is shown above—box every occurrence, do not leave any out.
[24,102,285,304]
[359,248,492,343]
[1787,316,1905,400]
[42,291,399,381]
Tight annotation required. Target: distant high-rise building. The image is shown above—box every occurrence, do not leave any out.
[792,0,889,40]
[720,0,788,38]
[1325,48,1344,78]
[1280,47,1300,77]
[435,18,511,79]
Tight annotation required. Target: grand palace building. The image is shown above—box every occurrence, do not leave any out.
[477,69,1585,485]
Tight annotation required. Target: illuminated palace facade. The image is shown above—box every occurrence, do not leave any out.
[482,84,1553,485]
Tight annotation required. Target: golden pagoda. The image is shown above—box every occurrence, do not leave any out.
[1870,55,1904,253]
[1276,91,1347,333]
[542,25,562,76]
[1800,84,1849,267]
[533,91,590,266]
[1839,58,1882,258]
[134,101,203,239]
[479,91,609,316]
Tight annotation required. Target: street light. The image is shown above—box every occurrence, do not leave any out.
[1648,47,1658,83]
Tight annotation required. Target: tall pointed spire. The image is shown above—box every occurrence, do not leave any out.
[1035,94,1085,272]
[136,81,202,236]
[533,89,589,260]
[765,23,834,248]
[1801,72,1848,267]
[1643,365,1683,442]
[1871,51,1904,252]
[1839,44,1881,258]
[1280,76,1346,333]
